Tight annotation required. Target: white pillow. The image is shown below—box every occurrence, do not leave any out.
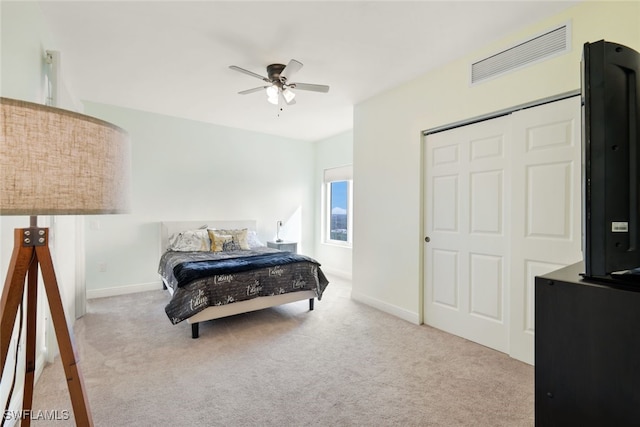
[247,230,265,249]
[168,229,211,252]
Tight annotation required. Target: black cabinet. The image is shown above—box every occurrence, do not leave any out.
[535,262,640,426]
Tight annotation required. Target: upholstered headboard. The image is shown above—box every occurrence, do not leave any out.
[159,220,257,254]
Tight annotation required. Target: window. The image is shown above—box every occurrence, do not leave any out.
[329,180,349,241]
[324,165,352,246]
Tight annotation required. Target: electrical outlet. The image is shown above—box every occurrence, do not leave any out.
[98,262,107,272]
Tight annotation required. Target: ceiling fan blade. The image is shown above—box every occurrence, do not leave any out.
[229,65,269,82]
[290,82,330,93]
[238,86,268,95]
[280,59,303,82]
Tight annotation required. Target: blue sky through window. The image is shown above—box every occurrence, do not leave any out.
[331,181,348,215]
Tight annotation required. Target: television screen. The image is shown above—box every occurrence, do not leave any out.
[582,40,640,282]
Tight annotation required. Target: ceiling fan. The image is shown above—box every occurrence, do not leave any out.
[229,59,329,107]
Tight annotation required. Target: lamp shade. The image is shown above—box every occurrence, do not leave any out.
[1,97,131,215]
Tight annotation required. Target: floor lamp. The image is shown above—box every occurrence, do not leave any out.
[0,97,131,426]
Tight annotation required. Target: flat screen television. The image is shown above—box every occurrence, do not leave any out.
[582,40,640,282]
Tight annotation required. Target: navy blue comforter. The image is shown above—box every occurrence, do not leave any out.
[173,251,319,288]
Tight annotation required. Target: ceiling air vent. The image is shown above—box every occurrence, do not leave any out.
[471,23,570,84]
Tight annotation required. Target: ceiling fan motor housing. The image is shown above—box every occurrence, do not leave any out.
[267,64,287,85]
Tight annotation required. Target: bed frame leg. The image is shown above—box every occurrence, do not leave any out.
[191,323,199,339]
[309,298,314,311]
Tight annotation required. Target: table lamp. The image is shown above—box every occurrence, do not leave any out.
[0,97,131,426]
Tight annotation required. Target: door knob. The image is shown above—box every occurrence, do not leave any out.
[424,236,430,243]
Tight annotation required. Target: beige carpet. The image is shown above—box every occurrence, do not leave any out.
[31,276,533,426]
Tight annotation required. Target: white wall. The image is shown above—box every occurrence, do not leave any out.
[314,131,353,279]
[82,102,318,297]
[352,1,640,324]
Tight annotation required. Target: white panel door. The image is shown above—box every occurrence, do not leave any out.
[509,96,582,364]
[424,96,581,363]
[424,116,511,353]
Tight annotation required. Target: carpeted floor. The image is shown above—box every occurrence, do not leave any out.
[31,275,534,426]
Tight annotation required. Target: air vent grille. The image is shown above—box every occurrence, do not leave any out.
[471,24,569,84]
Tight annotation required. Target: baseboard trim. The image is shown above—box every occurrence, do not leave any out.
[351,290,420,325]
[320,267,352,281]
[87,281,162,299]
[36,351,46,382]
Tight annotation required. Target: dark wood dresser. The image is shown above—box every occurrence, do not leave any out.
[535,261,640,426]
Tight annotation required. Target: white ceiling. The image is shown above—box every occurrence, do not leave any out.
[37,1,579,141]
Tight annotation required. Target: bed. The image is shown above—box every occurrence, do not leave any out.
[158,220,329,338]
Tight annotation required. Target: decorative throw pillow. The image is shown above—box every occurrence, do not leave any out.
[246,230,264,248]
[208,228,250,251]
[209,232,234,252]
[168,229,211,252]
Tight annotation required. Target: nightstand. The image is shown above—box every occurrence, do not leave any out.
[267,241,297,253]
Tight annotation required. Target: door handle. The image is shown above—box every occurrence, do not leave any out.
[424,236,430,243]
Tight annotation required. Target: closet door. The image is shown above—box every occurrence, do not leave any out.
[424,96,582,363]
[509,96,582,364]
[424,116,512,353]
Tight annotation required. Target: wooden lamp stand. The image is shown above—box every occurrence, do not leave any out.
[0,222,92,426]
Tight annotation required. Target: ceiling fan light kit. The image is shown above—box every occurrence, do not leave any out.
[266,85,279,105]
[229,59,329,111]
[282,88,295,104]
